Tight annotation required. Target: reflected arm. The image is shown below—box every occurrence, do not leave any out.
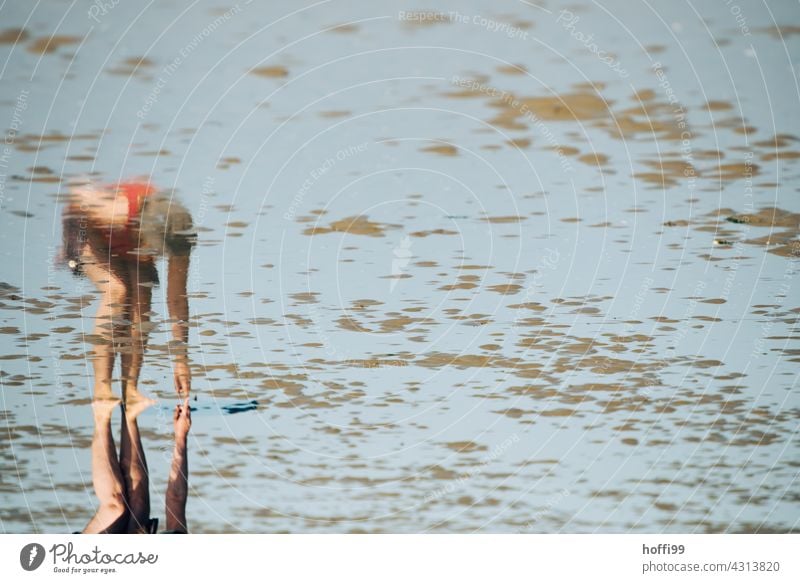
[166,253,191,395]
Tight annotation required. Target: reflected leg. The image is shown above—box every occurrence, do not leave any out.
[120,260,155,404]
[119,260,157,533]
[82,248,128,401]
[120,399,154,533]
[82,399,128,534]
[81,247,130,533]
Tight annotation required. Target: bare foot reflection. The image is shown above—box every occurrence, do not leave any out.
[61,180,195,534]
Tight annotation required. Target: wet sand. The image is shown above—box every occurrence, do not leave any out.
[0,0,798,533]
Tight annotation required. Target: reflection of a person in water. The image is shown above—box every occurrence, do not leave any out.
[61,180,195,533]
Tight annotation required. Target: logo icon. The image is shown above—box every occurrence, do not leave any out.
[20,543,46,571]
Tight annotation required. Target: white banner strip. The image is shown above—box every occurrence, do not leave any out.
[1,534,797,582]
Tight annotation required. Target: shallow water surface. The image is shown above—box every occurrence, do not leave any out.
[1,0,799,533]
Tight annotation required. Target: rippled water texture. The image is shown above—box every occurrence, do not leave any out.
[1,0,799,533]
